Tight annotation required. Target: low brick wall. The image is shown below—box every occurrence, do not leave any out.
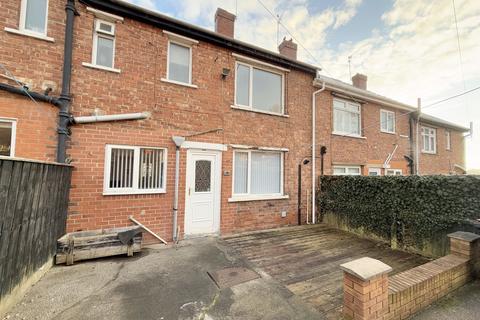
[341,231,480,320]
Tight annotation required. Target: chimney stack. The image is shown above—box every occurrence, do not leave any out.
[215,8,236,38]
[278,37,297,60]
[352,73,367,90]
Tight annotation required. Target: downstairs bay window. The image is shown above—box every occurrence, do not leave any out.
[231,150,285,201]
[104,145,167,195]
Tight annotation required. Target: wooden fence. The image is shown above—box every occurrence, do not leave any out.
[0,157,72,300]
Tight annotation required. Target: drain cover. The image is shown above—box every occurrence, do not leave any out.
[208,267,260,289]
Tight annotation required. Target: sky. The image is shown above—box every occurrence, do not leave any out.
[126,0,479,170]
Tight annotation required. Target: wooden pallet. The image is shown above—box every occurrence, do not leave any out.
[56,226,142,265]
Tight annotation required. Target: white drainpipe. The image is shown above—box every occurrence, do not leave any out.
[312,81,325,224]
[172,136,185,242]
[73,112,150,124]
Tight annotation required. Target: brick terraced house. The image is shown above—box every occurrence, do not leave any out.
[0,0,469,242]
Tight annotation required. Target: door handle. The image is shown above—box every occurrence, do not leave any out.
[189,188,191,196]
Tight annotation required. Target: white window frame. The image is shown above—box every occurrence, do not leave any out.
[445,130,451,150]
[421,126,437,154]
[380,109,395,134]
[332,98,362,137]
[92,19,116,69]
[333,165,362,176]
[231,150,285,200]
[165,39,193,86]
[103,144,167,195]
[234,61,285,116]
[368,168,382,176]
[0,118,17,157]
[385,169,402,176]
[20,0,49,36]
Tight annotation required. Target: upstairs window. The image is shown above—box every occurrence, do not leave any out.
[93,20,116,69]
[380,110,395,133]
[333,166,361,176]
[0,119,16,157]
[421,126,436,154]
[233,150,283,196]
[104,145,167,195]
[445,130,451,150]
[20,0,48,35]
[333,99,361,136]
[235,62,284,115]
[167,41,192,84]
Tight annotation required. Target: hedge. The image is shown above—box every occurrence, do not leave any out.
[318,175,480,248]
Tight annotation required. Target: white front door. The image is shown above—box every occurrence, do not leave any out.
[184,150,221,235]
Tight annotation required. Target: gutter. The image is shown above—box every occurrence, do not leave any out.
[312,81,326,224]
[73,112,150,124]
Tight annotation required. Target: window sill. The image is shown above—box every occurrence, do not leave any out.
[380,130,396,135]
[228,194,289,202]
[82,62,121,73]
[421,151,437,155]
[161,78,198,88]
[230,105,289,118]
[4,27,54,42]
[103,189,166,196]
[332,132,366,139]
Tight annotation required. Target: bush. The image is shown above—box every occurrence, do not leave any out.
[318,175,480,246]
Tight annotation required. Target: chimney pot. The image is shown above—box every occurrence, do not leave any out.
[215,8,236,38]
[352,73,367,90]
[278,37,298,60]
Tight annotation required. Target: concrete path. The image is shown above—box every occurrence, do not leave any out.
[2,237,320,320]
[412,280,480,320]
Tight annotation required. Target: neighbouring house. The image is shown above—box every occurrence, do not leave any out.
[0,0,469,243]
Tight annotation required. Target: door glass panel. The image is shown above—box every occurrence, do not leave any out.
[195,160,211,192]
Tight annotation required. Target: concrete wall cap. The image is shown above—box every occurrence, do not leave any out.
[448,231,480,243]
[340,257,392,281]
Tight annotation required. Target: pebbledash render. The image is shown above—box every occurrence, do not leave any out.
[0,0,469,242]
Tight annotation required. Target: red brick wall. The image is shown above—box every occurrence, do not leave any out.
[316,91,412,175]
[64,3,317,241]
[0,92,58,161]
[417,124,465,175]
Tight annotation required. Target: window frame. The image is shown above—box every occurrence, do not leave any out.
[103,144,168,195]
[368,168,382,176]
[380,109,396,134]
[92,19,116,69]
[421,126,437,154]
[445,130,451,150]
[332,98,362,137]
[234,61,285,116]
[385,169,403,176]
[332,165,362,176]
[166,39,193,85]
[19,0,49,36]
[0,118,17,157]
[231,149,284,199]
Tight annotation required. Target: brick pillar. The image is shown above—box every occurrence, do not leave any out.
[340,257,392,320]
[448,231,480,277]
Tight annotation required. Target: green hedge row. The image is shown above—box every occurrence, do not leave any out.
[318,175,480,246]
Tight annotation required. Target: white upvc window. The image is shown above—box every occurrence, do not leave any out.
[333,99,361,136]
[167,40,192,85]
[20,0,49,36]
[103,145,167,195]
[232,150,284,198]
[385,169,402,176]
[234,61,285,115]
[92,20,116,69]
[380,109,395,133]
[445,130,451,150]
[368,168,382,176]
[0,119,16,157]
[421,126,436,154]
[333,165,361,176]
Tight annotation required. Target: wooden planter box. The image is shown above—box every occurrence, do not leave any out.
[56,226,143,265]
